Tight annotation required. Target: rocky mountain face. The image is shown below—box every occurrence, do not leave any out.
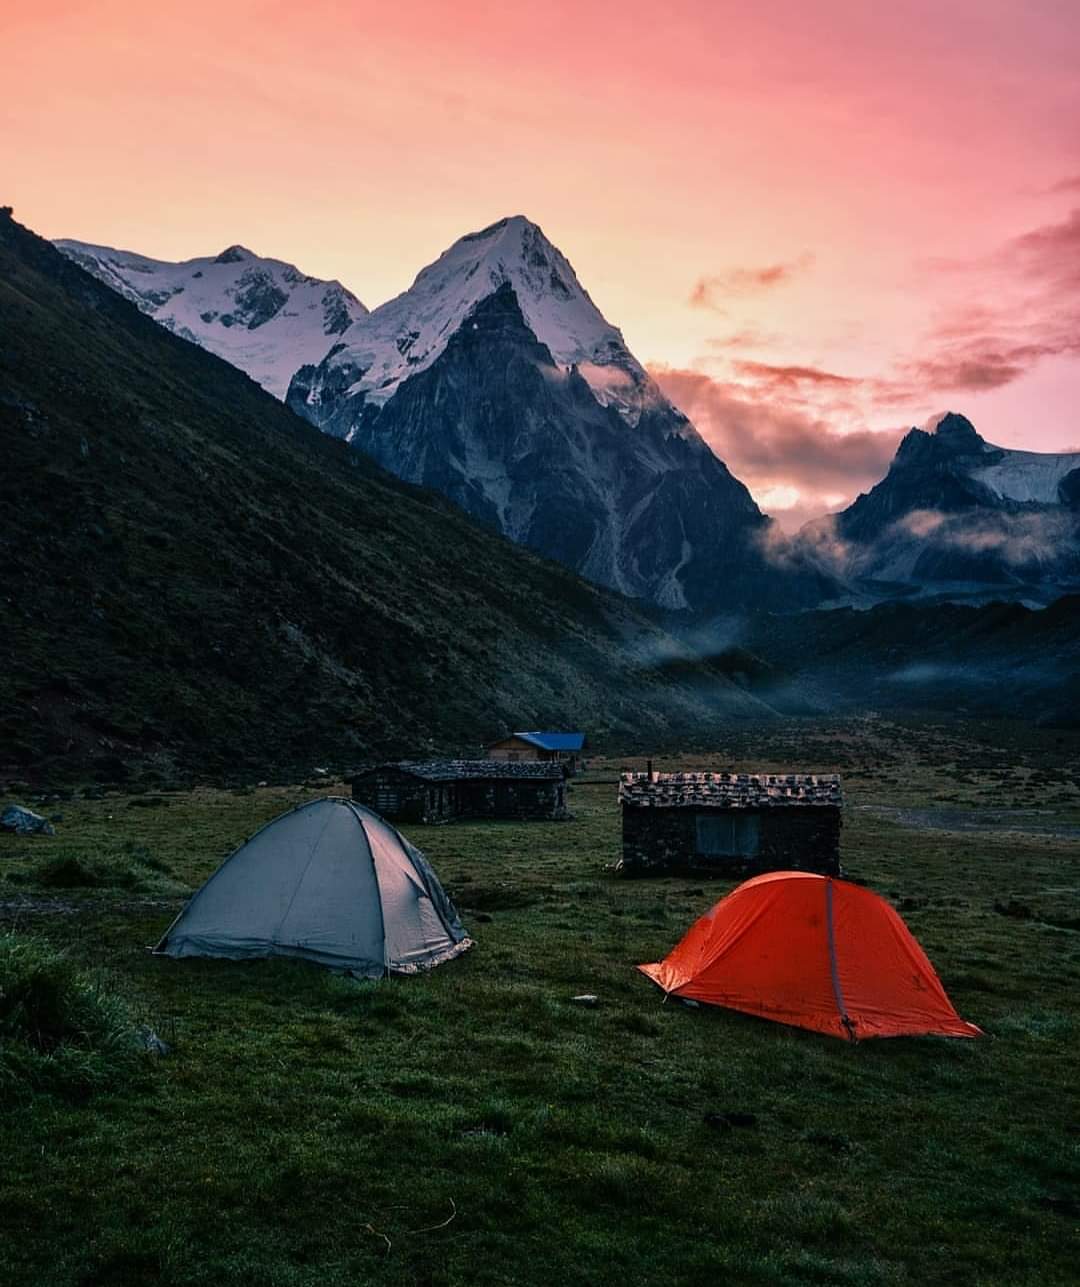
[292,279,803,611]
[814,413,1080,601]
[54,239,367,398]
[286,216,828,613]
[59,217,816,614]
[5,208,775,782]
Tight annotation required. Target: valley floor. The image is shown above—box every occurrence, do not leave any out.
[1,717,1079,1286]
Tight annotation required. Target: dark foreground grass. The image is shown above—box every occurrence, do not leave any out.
[0,932,146,1102]
[1,719,1078,1286]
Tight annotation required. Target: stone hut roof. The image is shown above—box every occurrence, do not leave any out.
[356,759,565,783]
[619,771,842,809]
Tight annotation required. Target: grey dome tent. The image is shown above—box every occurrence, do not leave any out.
[153,797,472,977]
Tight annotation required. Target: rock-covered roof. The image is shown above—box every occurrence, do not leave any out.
[619,771,842,809]
[356,759,565,783]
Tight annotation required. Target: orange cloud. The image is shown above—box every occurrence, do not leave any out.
[731,360,856,391]
[689,253,814,309]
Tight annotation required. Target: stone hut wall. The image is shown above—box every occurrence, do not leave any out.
[458,779,567,820]
[619,806,840,877]
[353,773,567,823]
[352,771,456,824]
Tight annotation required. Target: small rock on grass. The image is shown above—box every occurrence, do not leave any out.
[805,1131,853,1154]
[704,1111,758,1131]
[570,994,600,1007]
[138,1026,171,1057]
[1,804,55,836]
[1037,1196,1079,1217]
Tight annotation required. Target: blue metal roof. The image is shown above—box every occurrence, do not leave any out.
[515,731,585,752]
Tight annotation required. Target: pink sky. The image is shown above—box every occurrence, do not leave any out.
[4,0,1079,525]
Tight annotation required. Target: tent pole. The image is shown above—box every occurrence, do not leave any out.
[824,879,857,1042]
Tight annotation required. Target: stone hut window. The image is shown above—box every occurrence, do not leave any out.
[375,784,400,814]
[695,812,760,858]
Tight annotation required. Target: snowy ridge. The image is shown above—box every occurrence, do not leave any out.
[969,446,1080,504]
[54,240,367,399]
[313,216,664,424]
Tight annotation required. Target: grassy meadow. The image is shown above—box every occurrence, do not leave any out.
[1,717,1079,1286]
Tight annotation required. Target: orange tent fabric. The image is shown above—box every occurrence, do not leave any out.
[639,871,982,1040]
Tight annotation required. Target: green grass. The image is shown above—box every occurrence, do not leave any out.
[0,719,1078,1285]
[0,932,146,1102]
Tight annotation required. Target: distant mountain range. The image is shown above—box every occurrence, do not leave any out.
[4,206,1079,783]
[810,413,1080,604]
[3,208,773,783]
[56,227,1079,613]
[55,219,828,615]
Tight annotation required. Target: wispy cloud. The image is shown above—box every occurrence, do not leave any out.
[893,348,1042,393]
[657,190,1080,526]
[650,364,901,528]
[704,328,780,351]
[689,252,814,309]
[892,508,1076,569]
[687,201,1080,447]
[731,360,857,392]
[755,512,852,576]
[901,206,1080,398]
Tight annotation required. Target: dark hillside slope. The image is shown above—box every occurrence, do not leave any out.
[0,209,767,783]
[735,596,1080,725]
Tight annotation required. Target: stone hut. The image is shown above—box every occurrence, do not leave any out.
[617,770,841,877]
[352,760,568,825]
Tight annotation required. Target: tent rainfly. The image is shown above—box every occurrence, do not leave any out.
[639,871,982,1041]
[154,797,472,977]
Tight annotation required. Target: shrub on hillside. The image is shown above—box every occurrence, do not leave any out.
[0,932,144,1101]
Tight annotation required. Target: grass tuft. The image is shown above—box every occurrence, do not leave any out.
[9,845,181,893]
[0,931,145,1101]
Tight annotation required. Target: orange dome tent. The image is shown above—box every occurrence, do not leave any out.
[639,871,982,1041]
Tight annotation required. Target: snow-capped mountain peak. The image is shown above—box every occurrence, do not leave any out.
[322,214,657,418]
[822,411,1080,598]
[894,412,1080,504]
[283,219,807,615]
[54,239,368,398]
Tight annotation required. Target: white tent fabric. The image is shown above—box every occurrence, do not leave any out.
[153,797,472,977]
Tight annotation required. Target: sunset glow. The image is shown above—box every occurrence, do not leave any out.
[5,0,1078,523]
